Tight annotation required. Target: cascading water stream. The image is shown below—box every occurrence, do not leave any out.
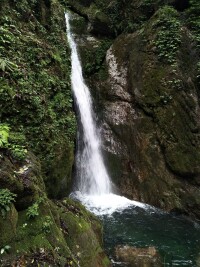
[65,13,148,214]
[65,13,111,196]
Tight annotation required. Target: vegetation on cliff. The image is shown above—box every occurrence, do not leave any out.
[0,0,77,197]
[0,0,110,266]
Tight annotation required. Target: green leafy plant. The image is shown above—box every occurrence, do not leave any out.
[186,0,200,46]
[26,196,45,219]
[42,216,53,234]
[0,124,9,148]
[0,189,17,218]
[0,124,27,160]
[83,39,112,77]
[153,6,181,64]
[8,132,27,160]
[0,58,18,72]
[26,203,39,219]
[0,26,15,46]
[10,144,27,161]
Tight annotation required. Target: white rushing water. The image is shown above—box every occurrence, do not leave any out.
[65,13,149,215]
[65,13,112,195]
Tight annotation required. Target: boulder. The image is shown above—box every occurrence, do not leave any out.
[115,246,163,267]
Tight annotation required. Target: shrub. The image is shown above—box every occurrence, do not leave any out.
[0,124,9,148]
[0,189,17,218]
[0,123,27,161]
[153,6,181,63]
[26,203,39,219]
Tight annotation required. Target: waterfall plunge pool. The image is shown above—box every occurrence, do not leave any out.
[72,192,200,267]
[102,206,200,267]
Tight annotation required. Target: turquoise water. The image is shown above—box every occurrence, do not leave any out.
[100,206,200,266]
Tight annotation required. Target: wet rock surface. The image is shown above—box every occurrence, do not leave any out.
[115,246,163,267]
[99,28,200,219]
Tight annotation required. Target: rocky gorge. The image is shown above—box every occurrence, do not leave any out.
[0,0,200,266]
[67,0,200,220]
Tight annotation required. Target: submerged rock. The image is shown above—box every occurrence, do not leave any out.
[115,246,163,267]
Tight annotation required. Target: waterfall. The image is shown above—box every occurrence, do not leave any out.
[65,13,112,195]
[65,13,148,214]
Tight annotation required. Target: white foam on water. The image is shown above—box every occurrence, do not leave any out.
[70,191,149,215]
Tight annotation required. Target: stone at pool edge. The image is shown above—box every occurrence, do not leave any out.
[115,245,163,267]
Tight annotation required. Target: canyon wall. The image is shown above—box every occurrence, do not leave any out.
[67,0,200,220]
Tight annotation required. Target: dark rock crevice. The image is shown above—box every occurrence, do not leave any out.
[171,0,190,12]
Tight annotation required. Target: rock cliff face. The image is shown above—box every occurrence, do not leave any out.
[67,0,200,220]
[0,0,110,266]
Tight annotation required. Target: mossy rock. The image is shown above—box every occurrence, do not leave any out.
[66,0,113,36]
[0,156,24,194]
[0,204,18,246]
[69,12,88,35]
[0,151,46,211]
[57,198,111,267]
[14,205,75,264]
[0,201,78,266]
[46,143,74,198]
[0,198,110,267]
